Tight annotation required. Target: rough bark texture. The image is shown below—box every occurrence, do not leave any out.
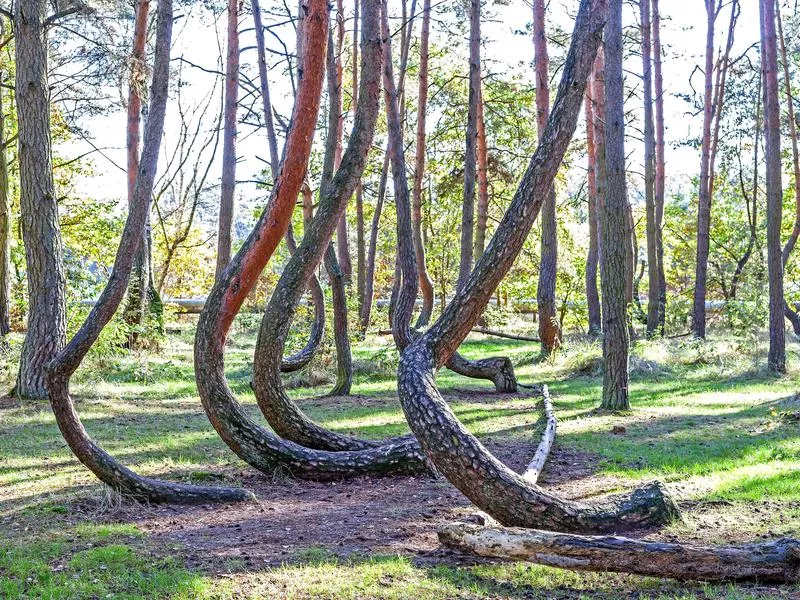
[457,0,480,290]
[396,0,677,533]
[43,0,250,504]
[439,523,800,583]
[600,0,630,411]
[584,84,601,336]
[16,0,67,400]
[334,0,352,283]
[0,81,10,340]
[195,0,425,479]
[411,0,435,327]
[382,0,516,393]
[652,0,666,333]
[214,0,239,281]
[761,0,785,372]
[641,0,659,338]
[534,0,560,354]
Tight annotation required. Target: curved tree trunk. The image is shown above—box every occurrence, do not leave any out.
[382,0,516,393]
[214,0,239,281]
[396,0,677,533]
[196,0,426,478]
[533,0,561,354]
[411,0,435,328]
[584,84,601,336]
[600,0,630,411]
[761,0,785,372]
[43,0,251,504]
[15,0,66,400]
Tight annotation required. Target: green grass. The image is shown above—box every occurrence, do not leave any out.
[1,322,799,598]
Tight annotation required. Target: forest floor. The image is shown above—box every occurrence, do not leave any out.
[2,320,800,598]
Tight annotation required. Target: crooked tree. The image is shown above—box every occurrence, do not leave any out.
[15,0,66,399]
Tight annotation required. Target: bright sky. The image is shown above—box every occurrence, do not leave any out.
[64,0,763,225]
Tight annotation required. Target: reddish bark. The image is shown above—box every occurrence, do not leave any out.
[474,84,489,261]
[411,0,435,327]
[44,0,250,503]
[215,0,239,281]
[585,84,601,335]
[641,0,658,337]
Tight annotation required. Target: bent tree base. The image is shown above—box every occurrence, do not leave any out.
[439,523,800,584]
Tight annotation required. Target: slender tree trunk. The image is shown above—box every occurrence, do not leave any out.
[334,0,352,283]
[533,0,561,353]
[458,0,480,290]
[0,79,10,341]
[215,0,239,281]
[474,84,489,260]
[776,4,800,333]
[761,0,785,372]
[353,0,366,317]
[593,49,606,289]
[323,23,353,395]
[585,84,601,336]
[396,0,678,532]
[600,0,630,411]
[652,0,666,333]
[641,0,659,337]
[359,149,389,332]
[15,0,67,400]
[122,0,155,348]
[691,1,717,339]
[411,0,435,327]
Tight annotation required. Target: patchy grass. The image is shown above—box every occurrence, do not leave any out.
[1,322,799,598]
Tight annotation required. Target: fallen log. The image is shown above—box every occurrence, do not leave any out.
[522,384,555,482]
[438,522,800,583]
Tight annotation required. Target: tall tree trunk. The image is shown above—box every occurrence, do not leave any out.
[353,0,366,318]
[122,0,156,349]
[359,149,389,332]
[323,23,353,396]
[395,0,678,532]
[691,1,717,339]
[334,0,352,283]
[458,0,480,290]
[474,85,489,260]
[411,0,435,327]
[641,0,659,337]
[777,3,800,334]
[215,0,239,281]
[600,0,630,411]
[761,0,785,372]
[593,48,606,293]
[15,0,67,400]
[534,0,561,353]
[652,0,666,333]
[0,78,10,341]
[585,83,601,336]
[43,0,250,503]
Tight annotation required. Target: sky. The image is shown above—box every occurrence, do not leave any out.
[62,0,765,225]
